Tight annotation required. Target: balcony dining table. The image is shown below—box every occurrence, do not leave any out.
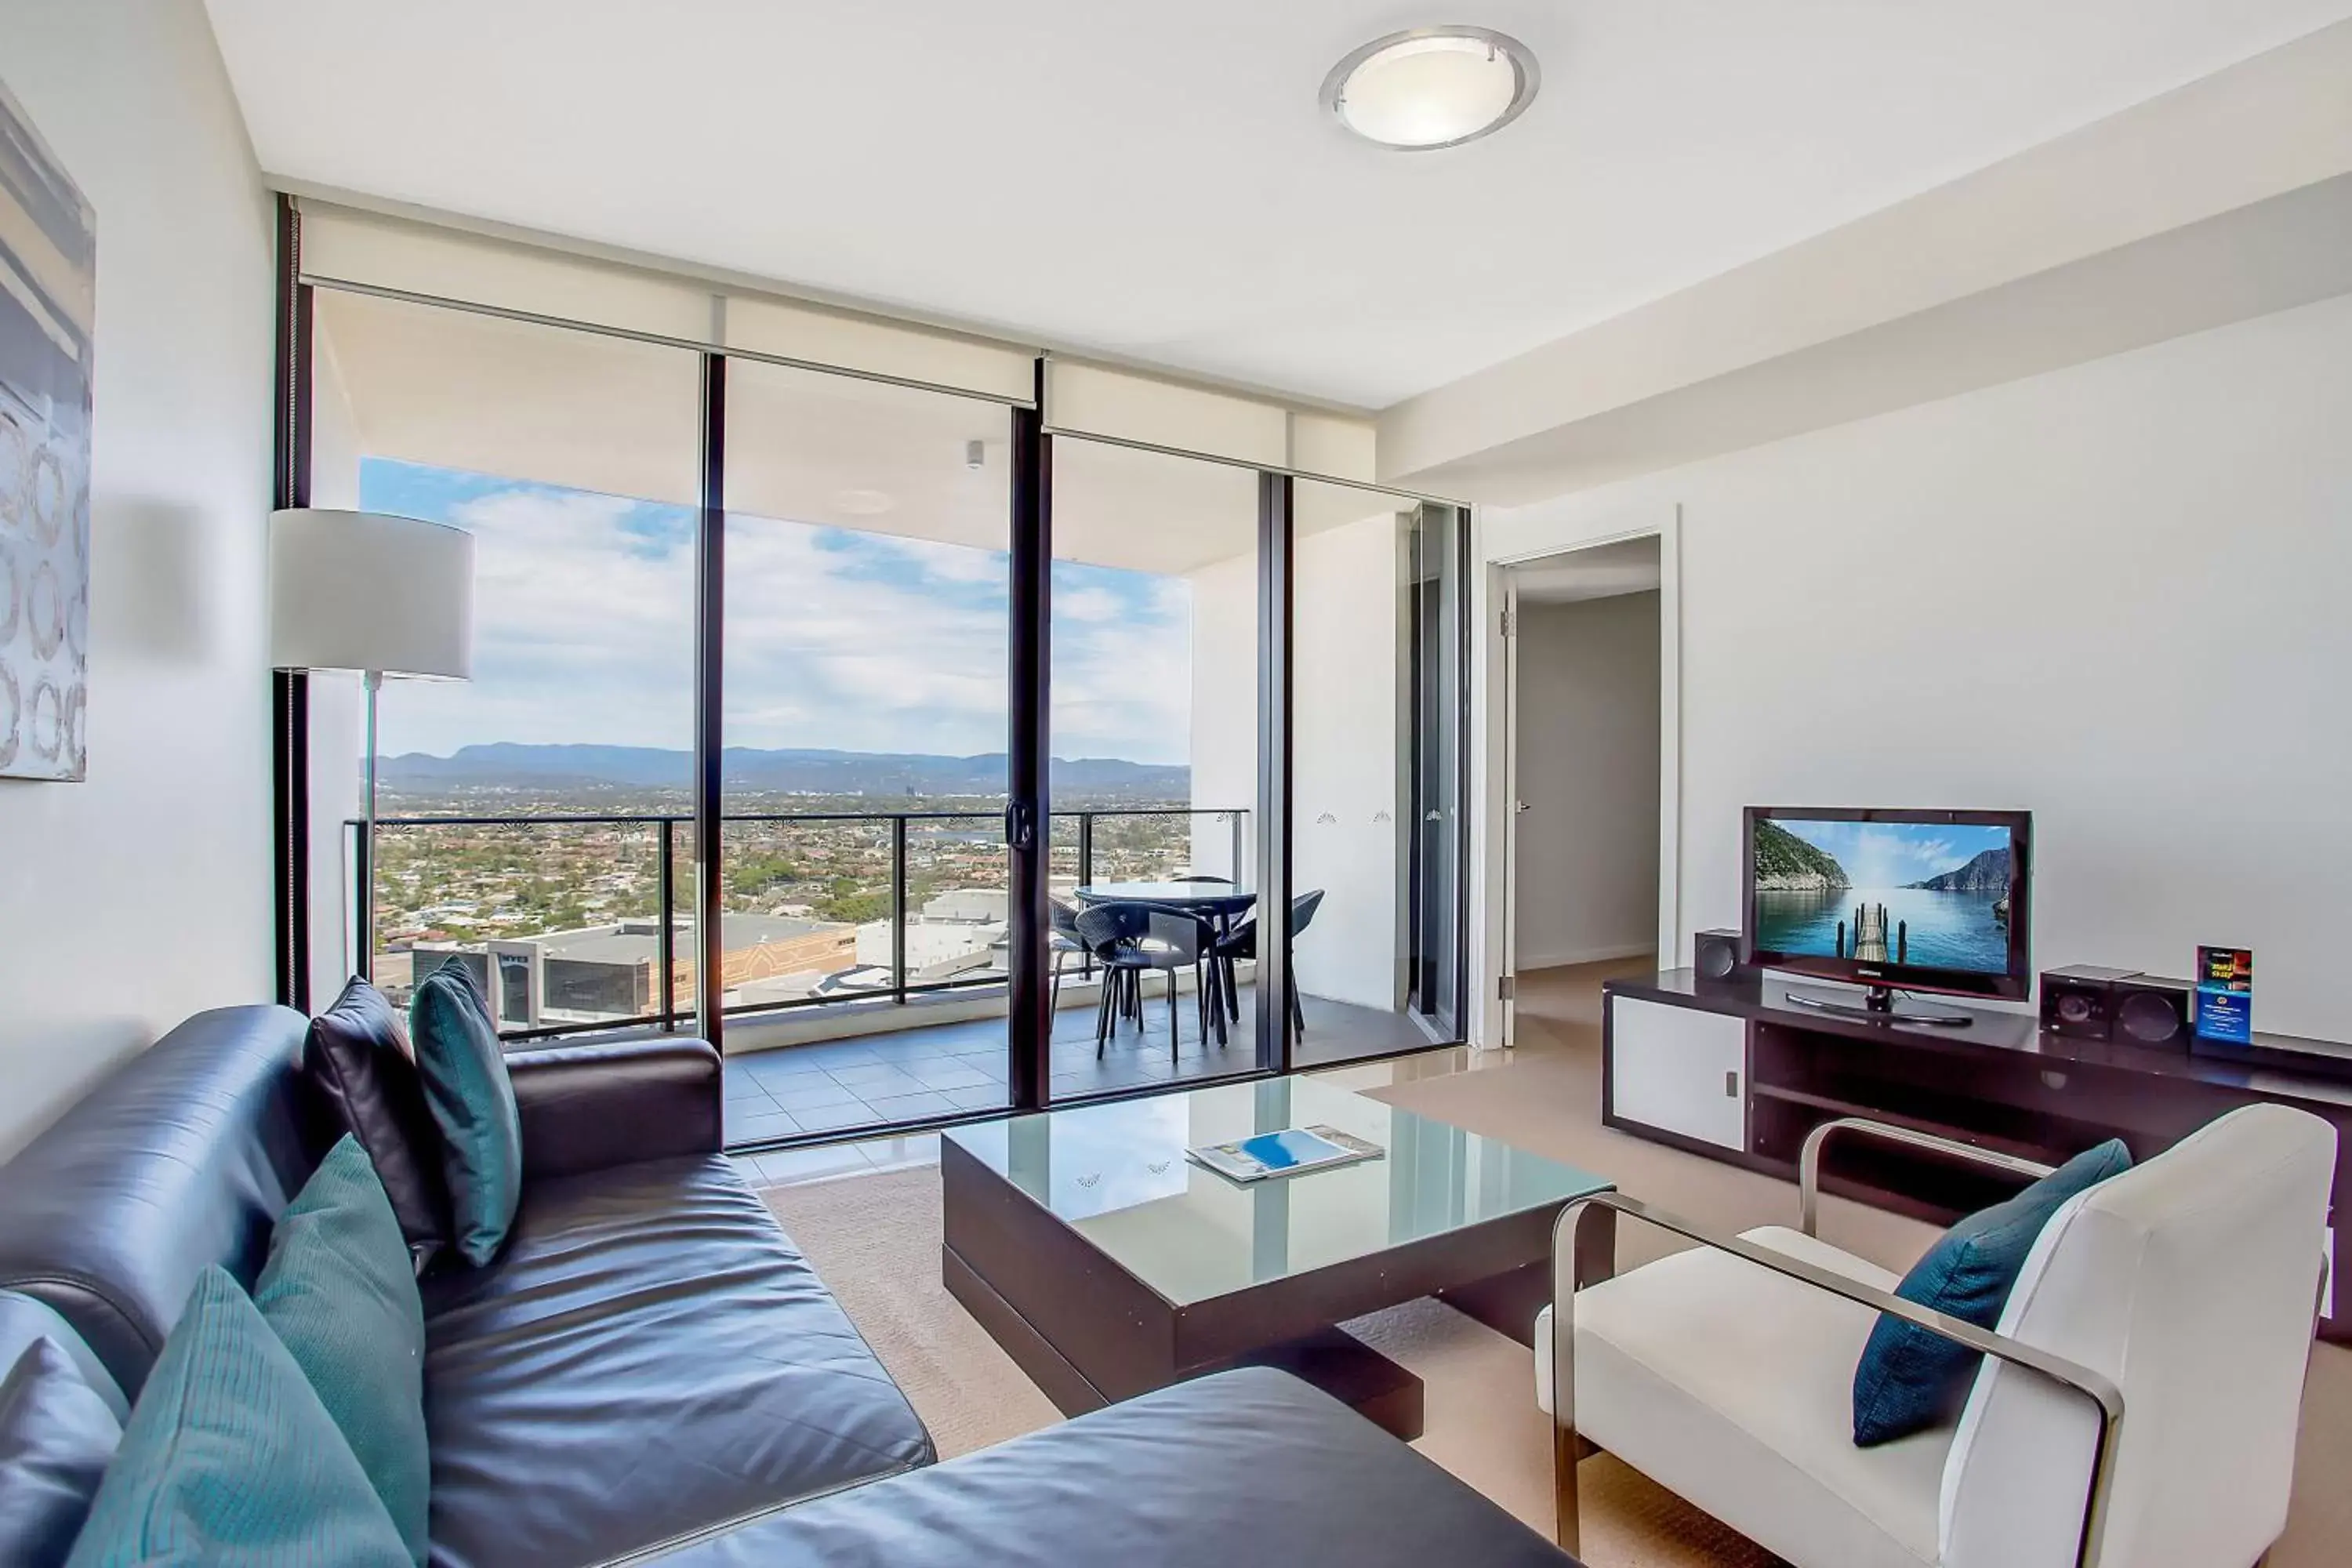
[1073,881,1258,1046]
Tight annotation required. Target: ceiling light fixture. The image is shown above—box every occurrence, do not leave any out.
[1321,27,1538,151]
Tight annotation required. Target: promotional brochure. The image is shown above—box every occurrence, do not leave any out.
[1187,1126,1385,1183]
[2195,946,2255,1044]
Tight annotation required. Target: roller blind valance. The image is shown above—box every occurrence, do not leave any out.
[299,203,714,343]
[295,200,1384,482]
[1041,361,1378,484]
[720,293,1033,403]
[297,201,1034,403]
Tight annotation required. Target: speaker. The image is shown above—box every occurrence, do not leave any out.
[2039,964,2137,1039]
[1694,929,1744,988]
[2111,975,2194,1051]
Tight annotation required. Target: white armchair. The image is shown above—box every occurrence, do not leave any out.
[1534,1104,2334,1568]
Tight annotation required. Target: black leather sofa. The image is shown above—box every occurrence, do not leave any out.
[0,1004,1578,1567]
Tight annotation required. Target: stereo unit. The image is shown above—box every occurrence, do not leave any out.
[2039,967,2196,1048]
[1694,929,1744,988]
[2039,964,2139,1039]
[2111,974,2195,1051]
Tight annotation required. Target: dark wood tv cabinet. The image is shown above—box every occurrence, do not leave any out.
[1602,968,2352,1344]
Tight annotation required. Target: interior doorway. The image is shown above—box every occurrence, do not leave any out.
[1500,535,1668,1047]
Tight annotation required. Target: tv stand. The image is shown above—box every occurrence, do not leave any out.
[1599,968,2352,1345]
[1782,985,1974,1027]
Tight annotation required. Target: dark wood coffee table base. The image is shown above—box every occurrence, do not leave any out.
[1238,1325,1425,1439]
[945,1240,1435,1438]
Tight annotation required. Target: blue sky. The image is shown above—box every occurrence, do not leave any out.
[1773,818,2009,887]
[361,459,1192,763]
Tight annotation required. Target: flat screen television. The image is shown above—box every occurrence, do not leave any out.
[1743,807,2032,1021]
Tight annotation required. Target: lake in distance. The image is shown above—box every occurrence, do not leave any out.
[1753,887,2009,973]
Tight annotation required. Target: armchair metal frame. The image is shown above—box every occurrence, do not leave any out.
[1548,1116,2123,1568]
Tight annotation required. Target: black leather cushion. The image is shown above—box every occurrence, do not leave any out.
[418,1155,932,1568]
[0,1336,122,1566]
[505,1036,721,1184]
[655,1367,1579,1567]
[307,978,453,1270]
[0,1007,319,1399]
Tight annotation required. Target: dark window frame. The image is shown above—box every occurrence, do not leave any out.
[267,204,1471,1148]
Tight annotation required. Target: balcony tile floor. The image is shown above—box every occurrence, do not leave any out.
[719,986,1435,1148]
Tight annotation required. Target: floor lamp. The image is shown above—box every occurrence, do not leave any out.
[270,508,475,985]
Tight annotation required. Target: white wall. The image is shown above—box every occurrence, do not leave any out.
[0,2,276,1156]
[1476,289,2352,1044]
[1185,549,1256,882]
[1186,510,1409,1012]
[1291,509,1401,1011]
[1513,591,1661,969]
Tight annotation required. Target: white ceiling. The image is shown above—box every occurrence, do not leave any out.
[206,0,2352,410]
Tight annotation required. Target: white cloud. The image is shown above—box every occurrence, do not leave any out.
[1057,586,1124,624]
[378,480,1192,765]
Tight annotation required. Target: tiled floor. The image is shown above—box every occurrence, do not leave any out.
[720,985,1439,1146]
[729,1130,943,1189]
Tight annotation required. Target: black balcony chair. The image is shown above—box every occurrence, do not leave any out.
[1210,888,1327,1041]
[1075,902,1218,1065]
[1048,897,1087,1015]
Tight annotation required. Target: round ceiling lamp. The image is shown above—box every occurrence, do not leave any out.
[1321,27,1538,151]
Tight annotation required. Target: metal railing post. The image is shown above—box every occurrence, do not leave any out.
[657,818,677,1031]
[891,815,909,1005]
[1077,811,1095,978]
[351,820,368,986]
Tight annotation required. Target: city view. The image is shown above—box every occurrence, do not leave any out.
[368,749,1225,1032]
[355,455,1214,1036]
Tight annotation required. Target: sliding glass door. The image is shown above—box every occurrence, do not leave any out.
[719,358,1017,1141]
[1407,503,1469,1038]
[1046,437,1267,1098]
[1283,481,1468,1066]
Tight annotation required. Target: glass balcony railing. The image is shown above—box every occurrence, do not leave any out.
[351,807,1247,1044]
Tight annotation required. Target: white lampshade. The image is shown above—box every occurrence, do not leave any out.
[270,508,474,678]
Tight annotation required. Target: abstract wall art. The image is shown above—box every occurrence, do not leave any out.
[0,77,93,781]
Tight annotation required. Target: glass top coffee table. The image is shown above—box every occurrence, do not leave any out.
[942,1076,1613,1439]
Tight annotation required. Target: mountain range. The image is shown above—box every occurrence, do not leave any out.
[378,743,1189,799]
[1906,846,2011,893]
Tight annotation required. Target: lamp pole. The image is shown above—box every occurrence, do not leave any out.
[363,669,382,981]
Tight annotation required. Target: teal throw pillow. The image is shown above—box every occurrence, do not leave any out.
[64,1268,408,1566]
[1851,1138,2132,1445]
[253,1136,429,1563]
[408,967,523,1267]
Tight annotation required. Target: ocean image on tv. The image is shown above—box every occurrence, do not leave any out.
[1751,818,2014,975]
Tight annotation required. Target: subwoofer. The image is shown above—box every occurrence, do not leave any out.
[2111,975,2195,1051]
[1694,929,1744,988]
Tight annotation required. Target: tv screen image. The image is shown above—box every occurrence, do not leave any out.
[1750,815,2017,977]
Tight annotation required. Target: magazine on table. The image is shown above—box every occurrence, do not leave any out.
[1187,1125,1385,1183]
